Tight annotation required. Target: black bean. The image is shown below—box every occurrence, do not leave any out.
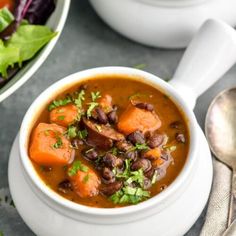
[103,153,117,168]
[100,181,123,196]
[147,133,164,148]
[82,149,98,161]
[170,121,181,129]
[58,179,72,194]
[127,131,145,145]
[145,168,154,179]
[143,177,152,190]
[116,141,133,152]
[175,133,185,143]
[131,159,152,173]
[107,110,118,124]
[125,151,138,161]
[102,167,115,184]
[135,102,154,111]
[95,107,108,124]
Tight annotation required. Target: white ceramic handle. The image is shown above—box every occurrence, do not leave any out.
[169,19,236,109]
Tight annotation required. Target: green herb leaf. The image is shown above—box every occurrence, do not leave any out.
[78,129,88,139]
[83,174,90,183]
[86,102,98,118]
[126,169,145,186]
[58,115,65,120]
[66,126,77,139]
[52,136,63,149]
[0,7,14,32]
[6,25,57,64]
[133,63,146,70]
[129,143,149,152]
[110,187,150,205]
[48,97,72,111]
[91,91,101,102]
[68,160,88,176]
[74,89,85,108]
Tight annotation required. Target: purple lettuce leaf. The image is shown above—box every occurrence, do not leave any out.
[0,0,55,40]
[25,0,55,25]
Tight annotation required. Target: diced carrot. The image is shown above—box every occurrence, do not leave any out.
[153,158,165,167]
[117,104,161,135]
[98,94,113,113]
[70,168,100,198]
[29,123,74,165]
[50,104,78,127]
[143,147,161,160]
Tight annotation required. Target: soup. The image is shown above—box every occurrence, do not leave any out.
[29,76,189,208]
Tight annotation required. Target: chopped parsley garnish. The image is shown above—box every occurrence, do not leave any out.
[110,187,150,204]
[86,91,101,117]
[66,126,77,139]
[87,102,98,118]
[111,147,118,155]
[111,159,150,204]
[129,143,149,152]
[58,115,65,120]
[68,160,88,176]
[78,129,88,139]
[91,91,101,101]
[52,136,63,149]
[83,174,90,183]
[133,63,146,69]
[74,89,85,108]
[48,97,72,111]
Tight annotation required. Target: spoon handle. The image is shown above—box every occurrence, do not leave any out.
[228,170,236,227]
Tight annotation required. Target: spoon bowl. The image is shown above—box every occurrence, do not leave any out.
[205,88,236,169]
[205,87,236,227]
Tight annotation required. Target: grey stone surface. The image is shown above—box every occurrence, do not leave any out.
[1,0,236,235]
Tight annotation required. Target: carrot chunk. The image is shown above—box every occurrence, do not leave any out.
[50,104,78,127]
[98,94,113,113]
[70,167,100,198]
[117,105,161,135]
[29,123,74,165]
[143,148,161,160]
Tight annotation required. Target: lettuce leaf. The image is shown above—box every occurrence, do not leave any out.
[0,24,56,78]
[0,40,19,78]
[0,8,14,32]
[6,24,57,63]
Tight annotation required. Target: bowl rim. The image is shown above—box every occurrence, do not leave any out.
[0,0,71,103]
[19,66,198,216]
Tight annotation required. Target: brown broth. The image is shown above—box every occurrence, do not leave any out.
[30,76,189,208]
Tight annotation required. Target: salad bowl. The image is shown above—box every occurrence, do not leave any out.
[8,19,236,235]
[0,0,71,103]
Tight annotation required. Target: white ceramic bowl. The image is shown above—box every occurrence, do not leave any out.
[14,19,236,235]
[0,0,71,103]
[89,0,236,48]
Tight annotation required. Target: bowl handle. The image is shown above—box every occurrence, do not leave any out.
[169,19,236,109]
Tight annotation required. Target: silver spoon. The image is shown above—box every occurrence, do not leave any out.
[205,88,236,228]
